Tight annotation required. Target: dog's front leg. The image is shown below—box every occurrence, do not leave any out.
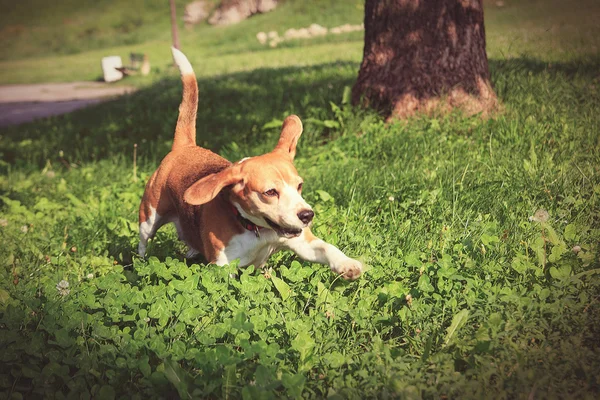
[282,228,362,280]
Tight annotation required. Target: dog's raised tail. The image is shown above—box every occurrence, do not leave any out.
[171,47,198,150]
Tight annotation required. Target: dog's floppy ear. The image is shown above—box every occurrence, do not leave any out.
[274,115,303,160]
[184,167,242,206]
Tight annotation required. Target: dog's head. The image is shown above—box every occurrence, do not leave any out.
[184,115,313,238]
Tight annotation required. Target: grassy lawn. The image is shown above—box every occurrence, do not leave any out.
[0,0,366,84]
[1,0,599,84]
[1,0,599,398]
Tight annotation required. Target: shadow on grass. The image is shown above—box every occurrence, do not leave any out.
[491,54,600,79]
[1,55,598,171]
[0,61,359,169]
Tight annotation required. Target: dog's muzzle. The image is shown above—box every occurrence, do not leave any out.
[265,218,303,238]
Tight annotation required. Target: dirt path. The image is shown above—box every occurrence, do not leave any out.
[0,82,135,127]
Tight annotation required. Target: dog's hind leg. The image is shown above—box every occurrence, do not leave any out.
[171,217,196,257]
[138,206,167,257]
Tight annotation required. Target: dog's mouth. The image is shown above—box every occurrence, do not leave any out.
[265,218,302,238]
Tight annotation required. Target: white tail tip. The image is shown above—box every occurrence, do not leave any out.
[171,47,194,76]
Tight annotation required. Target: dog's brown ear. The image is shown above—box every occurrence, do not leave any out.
[274,115,303,160]
[184,168,242,206]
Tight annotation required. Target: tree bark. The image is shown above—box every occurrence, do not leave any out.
[352,0,497,119]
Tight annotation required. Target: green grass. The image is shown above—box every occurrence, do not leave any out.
[0,0,196,61]
[0,0,365,84]
[1,0,600,399]
[0,0,364,61]
[1,0,599,84]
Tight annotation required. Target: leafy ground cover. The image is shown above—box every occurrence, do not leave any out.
[1,0,600,399]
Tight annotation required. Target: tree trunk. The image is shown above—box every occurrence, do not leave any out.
[352,0,497,119]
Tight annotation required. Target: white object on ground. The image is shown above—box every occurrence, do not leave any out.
[102,56,123,83]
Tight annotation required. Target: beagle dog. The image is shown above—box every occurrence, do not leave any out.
[138,48,362,280]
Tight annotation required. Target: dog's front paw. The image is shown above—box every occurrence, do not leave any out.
[334,258,363,280]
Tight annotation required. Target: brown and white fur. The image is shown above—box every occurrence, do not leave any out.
[138,48,362,280]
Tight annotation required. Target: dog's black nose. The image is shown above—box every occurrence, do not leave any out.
[297,209,314,225]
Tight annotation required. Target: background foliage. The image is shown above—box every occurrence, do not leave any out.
[1,0,599,398]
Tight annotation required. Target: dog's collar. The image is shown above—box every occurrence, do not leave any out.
[229,203,261,238]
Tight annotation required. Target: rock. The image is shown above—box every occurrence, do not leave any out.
[267,31,282,47]
[184,1,210,26]
[283,28,298,40]
[257,0,277,13]
[294,28,311,39]
[308,23,327,37]
[209,0,278,26]
[269,36,283,48]
[256,31,268,44]
[330,23,364,34]
[258,22,365,46]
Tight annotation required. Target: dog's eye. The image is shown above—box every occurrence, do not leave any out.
[297,182,303,192]
[264,189,279,197]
